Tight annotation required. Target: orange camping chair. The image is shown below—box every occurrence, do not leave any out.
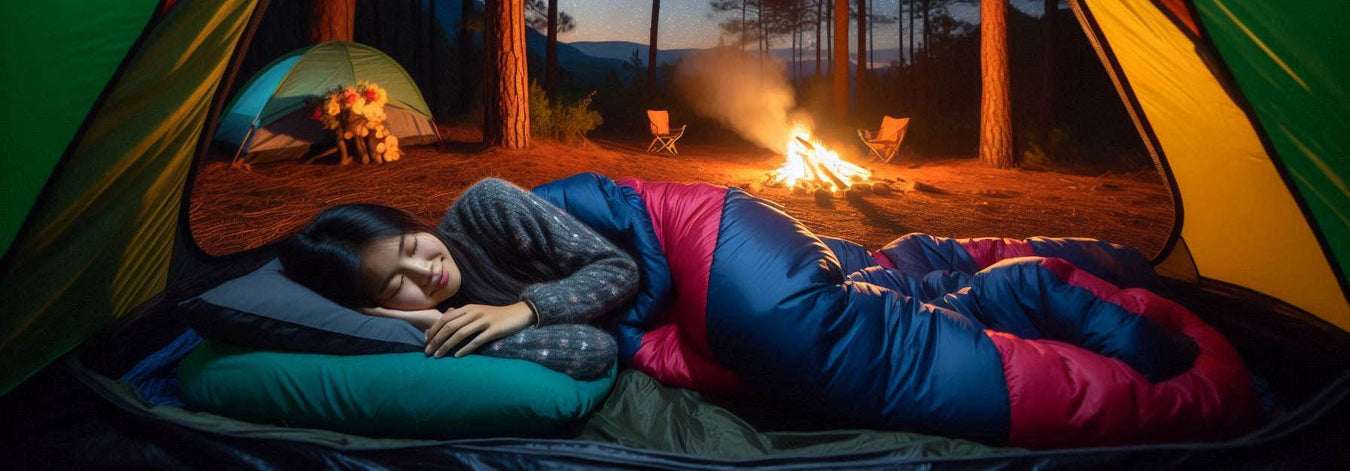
[646,110,687,155]
[858,116,911,163]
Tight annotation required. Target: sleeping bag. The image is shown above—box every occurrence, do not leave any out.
[532,173,1260,448]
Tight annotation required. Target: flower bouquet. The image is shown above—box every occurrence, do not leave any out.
[311,81,401,164]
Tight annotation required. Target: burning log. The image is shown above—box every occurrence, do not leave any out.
[770,123,873,194]
[812,160,850,192]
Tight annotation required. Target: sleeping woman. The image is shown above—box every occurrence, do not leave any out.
[278,178,639,381]
[281,176,1258,447]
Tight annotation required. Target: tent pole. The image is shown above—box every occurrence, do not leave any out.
[230,123,258,167]
[430,118,445,149]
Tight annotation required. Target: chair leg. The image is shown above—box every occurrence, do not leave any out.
[648,138,660,153]
[882,146,899,164]
[865,144,885,162]
[654,137,680,155]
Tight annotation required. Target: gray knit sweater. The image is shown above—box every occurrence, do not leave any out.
[435,178,638,380]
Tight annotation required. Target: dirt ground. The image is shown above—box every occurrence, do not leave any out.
[190,126,1175,258]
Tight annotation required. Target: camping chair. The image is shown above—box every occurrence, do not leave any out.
[858,116,911,163]
[646,110,687,155]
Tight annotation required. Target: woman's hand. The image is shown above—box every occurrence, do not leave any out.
[424,302,536,358]
[358,306,443,332]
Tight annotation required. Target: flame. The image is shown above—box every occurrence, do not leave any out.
[770,123,871,192]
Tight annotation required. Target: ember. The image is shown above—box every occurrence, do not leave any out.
[768,123,871,193]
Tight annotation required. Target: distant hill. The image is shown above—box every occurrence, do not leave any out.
[431,1,628,85]
[570,40,897,71]
[568,41,701,66]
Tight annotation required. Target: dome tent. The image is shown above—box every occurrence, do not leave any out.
[214,40,439,164]
[1,0,1349,469]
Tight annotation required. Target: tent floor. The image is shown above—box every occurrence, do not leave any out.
[4,250,1349,469]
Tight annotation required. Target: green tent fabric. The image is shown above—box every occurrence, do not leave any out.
[0,0,160,257]
[0,0,258,395]
[1191,0,1350,301]
[1075,0,1350,327]
[214,40,437,164]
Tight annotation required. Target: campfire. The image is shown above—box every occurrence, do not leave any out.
[766,124,871,193]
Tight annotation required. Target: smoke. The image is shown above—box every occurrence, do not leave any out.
[673,48,804,154]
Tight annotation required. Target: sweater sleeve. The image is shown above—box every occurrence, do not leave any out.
[438,178,639,325]
[478,324,617,380]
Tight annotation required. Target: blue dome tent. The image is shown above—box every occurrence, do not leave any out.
[214,40,440,164]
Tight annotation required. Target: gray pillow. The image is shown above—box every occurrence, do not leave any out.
[180,259,424,354]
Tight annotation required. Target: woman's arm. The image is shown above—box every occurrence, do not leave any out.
[362,305,616,380]
[438,178,639,326]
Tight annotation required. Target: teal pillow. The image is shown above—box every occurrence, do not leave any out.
[178,341,616,438]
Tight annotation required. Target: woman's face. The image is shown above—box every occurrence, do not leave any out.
[359,231,461,310]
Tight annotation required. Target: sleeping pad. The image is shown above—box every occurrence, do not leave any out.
[531,173,1260,448]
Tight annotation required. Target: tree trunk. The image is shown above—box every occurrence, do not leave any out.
[825,0,832,72]
[922,0,930,60]
[484,0,499,142]
[1039,0,1057,148]
[649,0,660,102]
[741,1,747,51]
[759,2,766,62]
[427,0,439,117]
[908,0,915,63]
[486,0,530,149]
[979,0,1014,168]
[855,0,867,110]
[546,0,559,103]
[897,0,904,66]
[309,0,354,44]
[815,0,822,77]
[457,0,475,110]
[832,0,848,121]
[867,0,874,71]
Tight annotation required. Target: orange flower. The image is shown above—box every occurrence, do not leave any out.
[364,88,380,102]
[342,90,359,106]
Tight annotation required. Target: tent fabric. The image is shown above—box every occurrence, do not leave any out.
[235,104,437,164]
[0,0,259,395]
[212,55,301,147]
[218,40,435,136]
[1190,0,1350,310]
[0,0,161,256]
[1076,0,1350,329]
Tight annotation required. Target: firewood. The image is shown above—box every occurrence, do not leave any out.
[335,131,351,165]
[813,188,834,206]
[367,134,383,164]
[813,161,849,190]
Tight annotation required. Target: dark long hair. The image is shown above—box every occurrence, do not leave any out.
[278,204,527,309]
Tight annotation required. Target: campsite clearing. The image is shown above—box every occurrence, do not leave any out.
[190,127,1174,258]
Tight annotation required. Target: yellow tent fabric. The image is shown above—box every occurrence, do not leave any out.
[0,0,258,394]
[1078,1,1350,328]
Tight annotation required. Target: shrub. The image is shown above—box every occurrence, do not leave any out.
[529,82,602,145]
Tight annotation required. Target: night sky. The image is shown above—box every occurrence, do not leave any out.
[558,0,1048,50]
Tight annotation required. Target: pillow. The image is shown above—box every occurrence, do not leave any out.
[180,259,423,354]
[178,341,617,438]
